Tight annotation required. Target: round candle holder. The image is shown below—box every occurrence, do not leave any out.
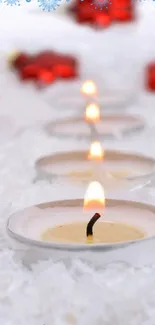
[45,114,145,140]
[35,150,155,190]
[7,198,155,266]
[45,86,135,112]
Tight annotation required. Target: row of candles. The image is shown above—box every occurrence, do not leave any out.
[79,80,105,242]
[42,80,142,246]
[40,80,107,245]
[9,79,145,248]
[82,80,103,162]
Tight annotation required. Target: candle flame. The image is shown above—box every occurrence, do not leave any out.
[84,181,105,210]
[88,141,104,161]
[85,103,100,123]
[81,80,97,96]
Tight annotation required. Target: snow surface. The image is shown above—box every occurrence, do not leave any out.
[1,2,155,324]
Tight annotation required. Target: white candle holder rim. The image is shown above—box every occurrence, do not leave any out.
[45,114,146,139]
[35,149,155,182]
[7,198,155,251]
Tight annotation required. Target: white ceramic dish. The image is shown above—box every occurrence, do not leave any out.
[45,114,145,140]
[7,199,155,266]
[35,150,155,190]
[45,86,135,111]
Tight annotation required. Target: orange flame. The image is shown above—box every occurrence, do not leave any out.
[88,141,104,161]
[85,103,100,123]
[81,80,97,96]
[84,181,105,211]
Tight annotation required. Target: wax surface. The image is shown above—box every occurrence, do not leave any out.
[68,169,130,180]
[42,222,145,244]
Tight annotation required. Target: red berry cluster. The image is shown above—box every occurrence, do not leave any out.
[10,51,78,86]
[69,0,135,28]
[146,63,155,92]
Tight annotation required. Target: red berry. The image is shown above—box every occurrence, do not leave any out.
[38,69,56,83]
[57,55,77,67]
[13,53,30,70]
[54,64,77,78]
[76,3,95,23]
[34,51,59,69]
[95,12,112,27]
[111,0,135,22]
[19,64,40,80]
[146,63,155,91]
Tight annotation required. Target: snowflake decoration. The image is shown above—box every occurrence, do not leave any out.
[38,0,61,11]
[4,0,20,5]
[91,0,111,10]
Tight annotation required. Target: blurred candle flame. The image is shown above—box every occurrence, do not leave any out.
[88,141,104,161]
[84,181,105,211]
[81,80,97,96]
[85,103,100,123]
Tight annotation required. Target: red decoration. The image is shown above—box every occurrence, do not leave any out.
[20,64,40,80]
[39,69,56,84]
[10,50,78,86]
[111,0,135,22]
[146,62,155,92]
[54,64,77,78]
[13,53,30,70]
[69,0,135,27]
[95,11,112,27]
[76,2,95,23]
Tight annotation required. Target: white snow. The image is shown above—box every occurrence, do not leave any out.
[0,2,155,324]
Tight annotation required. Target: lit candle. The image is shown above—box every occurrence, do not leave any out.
[8,192,154,266]
[85,103,100,123]
[81,80,97,99]
[85,103,100,140]
[42,181,145,244]
[84,181,105,211]
[84,181,105,243]
[88,141,104,181]
[88,141,104,161]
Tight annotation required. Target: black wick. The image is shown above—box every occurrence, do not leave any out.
[86,213,101,238]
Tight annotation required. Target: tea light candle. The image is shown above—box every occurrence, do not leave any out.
[84,103,100,140]
[81,80,97,100]
[66,144,127,188]
[42,181,144,244]
[85,103,100,123]
[9,183,155,266]
[87,141,104,181]
[88,141,104,161]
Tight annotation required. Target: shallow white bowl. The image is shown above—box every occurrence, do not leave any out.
[35,150,155,191]
[45,114,145,140]
[7,198,155,266]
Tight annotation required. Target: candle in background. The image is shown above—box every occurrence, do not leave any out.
[85,103,100,123]
[88,141,104,182]
[81,80,97,103]
[85,103,100,140]
[88,141,104,161]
